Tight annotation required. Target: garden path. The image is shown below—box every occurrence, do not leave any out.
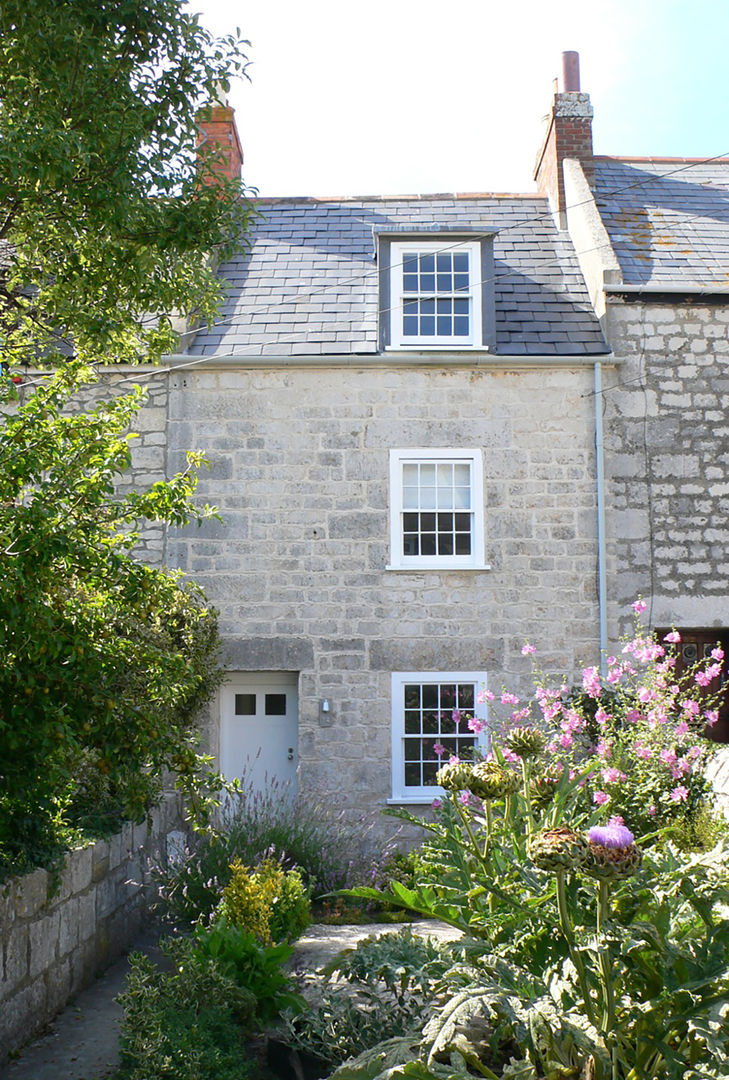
[0,921,460,1080]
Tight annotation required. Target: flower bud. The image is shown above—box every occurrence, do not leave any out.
[529,827,590,873]
[504,726,546,759]
[530,765,563,805]
[436,761,474,793]
[583,824,642,880]
[468,761,520,800]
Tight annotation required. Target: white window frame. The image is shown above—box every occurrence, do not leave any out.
[388,448,487,570]
[390,671,489,802]
[389,240,483,349]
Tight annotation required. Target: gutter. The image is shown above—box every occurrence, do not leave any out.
[160,351,617,370]
[604,284,729,296]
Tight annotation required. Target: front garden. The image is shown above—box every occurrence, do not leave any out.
[111,607,729,1080]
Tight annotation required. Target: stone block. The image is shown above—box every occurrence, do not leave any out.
[45,955,73,1019]
[2,923,29,996]
[62,847,93,898]
[58,897,80,958]
[29,911,60,979]
[91,842,110,885]
[77,890,96,942]
[0,977,47,1060]
[13,869,49,919]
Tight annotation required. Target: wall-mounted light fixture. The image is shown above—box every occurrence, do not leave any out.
[321,699,330,714]
[319,698,333,726]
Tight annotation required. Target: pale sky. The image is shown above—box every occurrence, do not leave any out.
[191,0,729,198]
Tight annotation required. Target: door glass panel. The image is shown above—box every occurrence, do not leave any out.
[234,693,256,715]
[265,693,287,716]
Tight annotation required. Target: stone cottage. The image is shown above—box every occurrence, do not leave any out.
[535,53,729,732]
[134,85,613,816]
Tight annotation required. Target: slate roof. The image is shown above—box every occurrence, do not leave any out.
[189,195,607,356]
[594,157,729,288]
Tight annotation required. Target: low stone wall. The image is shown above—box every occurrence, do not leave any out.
[0,793,185,1063]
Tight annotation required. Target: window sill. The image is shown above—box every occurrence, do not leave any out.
[387,796,441,805]
[386,563,491,572]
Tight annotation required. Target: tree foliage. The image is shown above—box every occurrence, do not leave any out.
[0,0,256,871]
[0,364,223,870]
[0,0,255,367]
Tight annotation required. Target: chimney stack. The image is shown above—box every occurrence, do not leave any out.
[196,88,243,184]
[534,51,594,227]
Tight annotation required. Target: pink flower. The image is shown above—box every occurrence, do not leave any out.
[477,689,495,703]
[606,656,617,667]
[595,707,611,726]
[670,785,689,803]
[632,598,647,615]
[559,733,574,750]
[705,709,719,727]
[711,646,724,661]
[663,630,681,644]
[458,791,472,805]
[625,709,643,724]
[596,737,612,759]
[593,791,610,806]
[635,744,652,760]
[431,798,443,810]
[638,687,655,704]
[448,755,460,765]
[467,717,485,735]
[452,709,462,725]
[501,692,520,706]
[502,748,520,764]
[660,748,677,767]
[433,742,446,757]
[608,815,625,827]
[582,666,602,698]
[696,663,722,687]
[521,643,536,655]
[606,668,621,684]
[675,720,690,741]
[602,767,626,785]
[648,804,657,817]
[681,699,700,718]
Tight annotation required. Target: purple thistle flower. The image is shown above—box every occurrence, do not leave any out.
[588,824,635,848]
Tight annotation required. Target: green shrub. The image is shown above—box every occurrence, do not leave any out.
[117,938,256,1080]
[192,920,305,1026]
[284,929,452,1067]
[220,858,310,944]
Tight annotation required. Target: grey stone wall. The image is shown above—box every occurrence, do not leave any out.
[65,369,170,565]
[165,361,602,811]
[601,299,729,636]
[0,794,184,1064]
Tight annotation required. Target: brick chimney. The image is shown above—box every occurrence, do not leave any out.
[534,51,594,227]
[196,86,243,183]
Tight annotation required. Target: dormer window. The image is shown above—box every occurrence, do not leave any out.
[391,241,481,347]
[376,228,496,351]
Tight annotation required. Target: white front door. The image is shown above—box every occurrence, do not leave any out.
[220,673,299,797]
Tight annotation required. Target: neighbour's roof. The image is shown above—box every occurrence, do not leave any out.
[594,157,729,288]
[189,194,607,356]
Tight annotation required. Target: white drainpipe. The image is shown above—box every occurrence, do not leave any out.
[594,361,608,674]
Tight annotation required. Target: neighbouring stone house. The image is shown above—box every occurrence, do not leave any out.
[535,54,729,736]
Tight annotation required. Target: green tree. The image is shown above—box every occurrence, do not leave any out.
[0,0,254,367]
[0,0,254,871]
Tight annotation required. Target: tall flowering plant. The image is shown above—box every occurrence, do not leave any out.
[342,603,729,1080]
[483,599,723,846]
